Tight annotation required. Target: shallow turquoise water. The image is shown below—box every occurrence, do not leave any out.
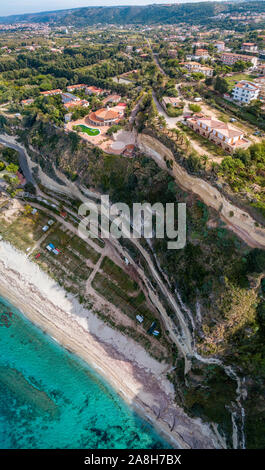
[0,295,170,449]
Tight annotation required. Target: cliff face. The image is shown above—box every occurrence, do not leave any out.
[137,132,265,449]
[137,133,265,249]
[137,133,174,168]
[15,120,265,448]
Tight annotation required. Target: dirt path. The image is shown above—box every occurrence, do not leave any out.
[13,155,243,448]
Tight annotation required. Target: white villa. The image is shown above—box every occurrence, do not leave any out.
[232,81,260,104]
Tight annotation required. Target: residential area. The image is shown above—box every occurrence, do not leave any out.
[0,7,265,218]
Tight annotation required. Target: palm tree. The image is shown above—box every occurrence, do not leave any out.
[173,128,181,141]
[178,131,186,145]
[202,154,209,166]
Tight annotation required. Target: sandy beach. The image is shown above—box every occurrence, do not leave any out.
[0,241,222,449]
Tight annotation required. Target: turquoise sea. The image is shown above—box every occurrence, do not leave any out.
[0,295,170,449]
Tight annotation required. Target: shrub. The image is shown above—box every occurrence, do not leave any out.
[189,103,201,113]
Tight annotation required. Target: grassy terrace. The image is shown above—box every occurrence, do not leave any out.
[34,227,102,294]
[0,202,101,297]
[100,256,138,293]
[0,210,52,251]
[34,247,93,287]
[40,228,100,263]
[92,256,163,337]
[225,73,257,91]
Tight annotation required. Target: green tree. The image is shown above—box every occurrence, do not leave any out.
[214,76,229,94]
[6,163,19,173]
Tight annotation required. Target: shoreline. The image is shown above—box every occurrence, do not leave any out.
[0,241,222,449]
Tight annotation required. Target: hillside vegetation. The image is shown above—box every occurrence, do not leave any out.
[0,2,264,27]
[13,117,265,448]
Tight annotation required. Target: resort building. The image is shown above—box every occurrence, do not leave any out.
[191,48,210,60]
[220,52,258,67]
[185,114,249,153]
[64,113,72,123]
[60,92,89,110]
[87,107,121,126]
[61,93,80,104]
[241,43,258,53]
[232,81,260,104]
[102,94,122,105]
[40,89,62,96]
[181,61,213,77]
[67,84,87,92]
[64,99,89,110]
[85,86,105,96]
[21,99,34,106]
[215,41,225,52]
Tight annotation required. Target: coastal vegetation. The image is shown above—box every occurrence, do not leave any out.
[5,116,262,447]
[1,5,265,449]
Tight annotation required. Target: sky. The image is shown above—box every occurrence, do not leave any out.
[0,0,223,18]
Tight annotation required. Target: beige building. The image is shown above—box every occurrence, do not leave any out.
[87,108,121,126]
[221,52,258,67]
[40,89,62,96]
[67,84,87,92]
[162,97,183,109]
[186,115,249,153]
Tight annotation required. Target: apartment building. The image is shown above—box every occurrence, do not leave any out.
[168,49,178,58]
[66,84,87,92]
[85,86,105,96]
[181,61,213,77]
[64,99,89,110]
[191,48,210,60]
[232,80,260,104]
[215,41,225,52]
[40,89,62,96]
[186,114,249,153]
[221,52,258,67]
[241,43,258,53]
[253,78,265,101]
[61,93,80,104]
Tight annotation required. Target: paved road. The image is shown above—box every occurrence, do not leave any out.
[0,136,35,186]
[129,95,144,126]
[153,53,167,76]
[145,42,191,129]
[146,37,166,76]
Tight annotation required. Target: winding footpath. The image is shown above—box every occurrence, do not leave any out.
[0,134,249,448]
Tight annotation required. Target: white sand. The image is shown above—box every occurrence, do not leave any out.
[0,241,222,449]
